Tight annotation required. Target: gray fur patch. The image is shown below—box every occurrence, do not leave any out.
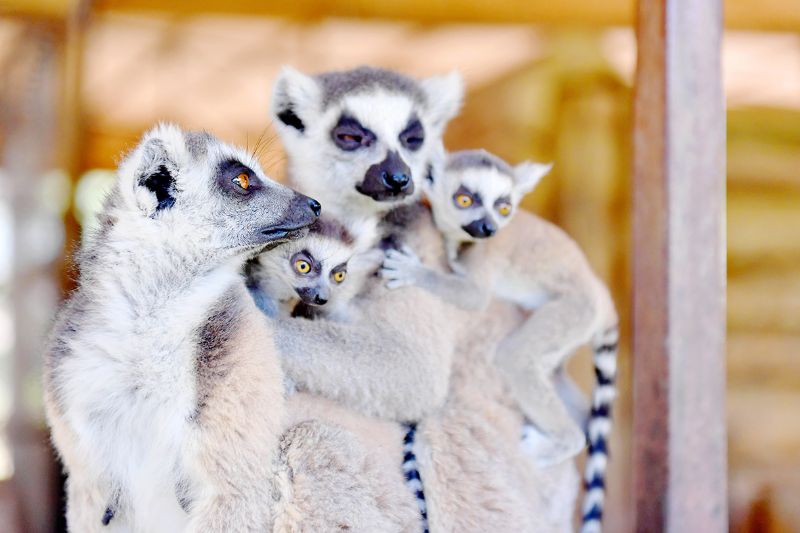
[446,149,514,177]
[185,131,213,159]
[315,66,426,109]
[309,216,354,245]
[193,288,243,420]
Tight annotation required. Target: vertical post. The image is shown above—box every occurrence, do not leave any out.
[632,0,727,532]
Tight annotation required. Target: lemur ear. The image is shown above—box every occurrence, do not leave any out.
[420,71,464,130]
[271,66,321,135]
[513,161,553,196]
[120,123,187,216]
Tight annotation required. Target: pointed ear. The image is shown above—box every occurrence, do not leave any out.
[420,71,464,131]
[271,66,321,135]
[119,123,187,216]
[513,161,552,196]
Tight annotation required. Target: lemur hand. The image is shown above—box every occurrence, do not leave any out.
[380,246,424,290]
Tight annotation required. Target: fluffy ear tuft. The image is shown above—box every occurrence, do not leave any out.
[513,161,553,196]
[420,71,464,130]
[271,66,321,135]
[120,123,187,216]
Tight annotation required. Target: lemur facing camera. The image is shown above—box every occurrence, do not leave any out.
[382,148,619,532]
[247,215,381,322]
[42,124,319,532]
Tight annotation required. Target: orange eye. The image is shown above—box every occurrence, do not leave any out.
[455,194,473,208]
[233,173,249,190]
[332,270,346,283]
[498,204,511,217]
[294,259,311,274]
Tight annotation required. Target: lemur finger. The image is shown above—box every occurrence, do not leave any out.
[385,278,411,290]
[381,257,410,270]
[399,244,418,259]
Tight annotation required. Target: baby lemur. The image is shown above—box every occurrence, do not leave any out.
[248,215,381,322]
[382,149,619,531]
[42,124,320,532]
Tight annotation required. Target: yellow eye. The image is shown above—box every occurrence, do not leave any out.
[455,194,473,208]
[294,259,311,274]
[333,270,346,283]
[498,204,511,216]
[233,173,250,190]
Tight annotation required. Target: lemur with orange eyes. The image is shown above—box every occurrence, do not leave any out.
[260,65,578,532]
[381,148,619,533]
[248,215,381,322]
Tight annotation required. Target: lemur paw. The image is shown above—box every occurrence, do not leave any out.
[380,246,422,290]
[522,424,587,467]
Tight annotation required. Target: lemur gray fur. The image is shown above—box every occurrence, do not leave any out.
[382,148,619,532]
[263,65,580,532]
[247,214,381,322]
[42,124,320,532]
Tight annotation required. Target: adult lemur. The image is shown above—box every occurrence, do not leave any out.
[262,66,577,532]
[43,124,320,531]
[382,149,619,532]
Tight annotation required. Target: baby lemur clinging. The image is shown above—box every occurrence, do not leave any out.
[382,149,619,530]
[248,215,381,322]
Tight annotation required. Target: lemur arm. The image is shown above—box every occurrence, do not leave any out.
[380,246,491,311]
[272,284,455,423]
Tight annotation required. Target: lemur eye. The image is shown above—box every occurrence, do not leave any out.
[498,204,512,216]
[294,259,311,274]
[399,119,425,151]
[232,173,249,190]
[455,194,473,208]
[332,270,347,283]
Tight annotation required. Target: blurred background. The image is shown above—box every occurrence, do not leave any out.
[0,1,798,532]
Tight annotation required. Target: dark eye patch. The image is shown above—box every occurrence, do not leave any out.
[399,117,424,152]
[277,107,305,132]
[216,159,262,196]
[453,185,482,207]
[331,115,376,151]
[494,196,511,208]
[291,250,321,276]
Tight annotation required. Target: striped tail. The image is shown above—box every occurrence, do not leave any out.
[402,423,429,533]
[581,326,619,533]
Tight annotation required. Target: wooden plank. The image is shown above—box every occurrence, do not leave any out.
[6,0,800,32]
[632,0,727,531]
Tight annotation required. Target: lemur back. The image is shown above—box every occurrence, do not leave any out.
[43,124,319,532]
[382,148,619,533]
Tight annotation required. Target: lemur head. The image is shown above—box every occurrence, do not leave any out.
[426,149,552,243]
[271,66,463,218]
[252,215,378,311]
[113,123,320,260]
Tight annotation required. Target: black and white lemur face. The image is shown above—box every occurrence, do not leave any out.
[252,215,380,316]
[426,149,552,243]
[270,66,464,218]
[118,124,320,259]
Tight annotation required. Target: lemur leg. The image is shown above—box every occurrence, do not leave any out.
[496,293,597,465]
[554,367,590,430]
[47,414,110,533]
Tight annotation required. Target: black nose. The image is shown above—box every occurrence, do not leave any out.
[382,170,410,191]
[481,222,496,237]
[307,198,322,217]
[313,294,328,305]
[462,217,498,239]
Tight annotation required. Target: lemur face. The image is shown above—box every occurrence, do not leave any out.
[271,66,464,217]
[119,124,320,257]
[427,149,552,243]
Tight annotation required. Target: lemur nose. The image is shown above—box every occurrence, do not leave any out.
[383,171,410,191]
[314,295,328,305]
[307,198,322,217]
[482,223,496,237]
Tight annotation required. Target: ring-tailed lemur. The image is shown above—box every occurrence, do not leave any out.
[381,149,619,532]
[247,215,381,322]
[264,66,577,533]
[260,65,473,531]
[42,124,320,532]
